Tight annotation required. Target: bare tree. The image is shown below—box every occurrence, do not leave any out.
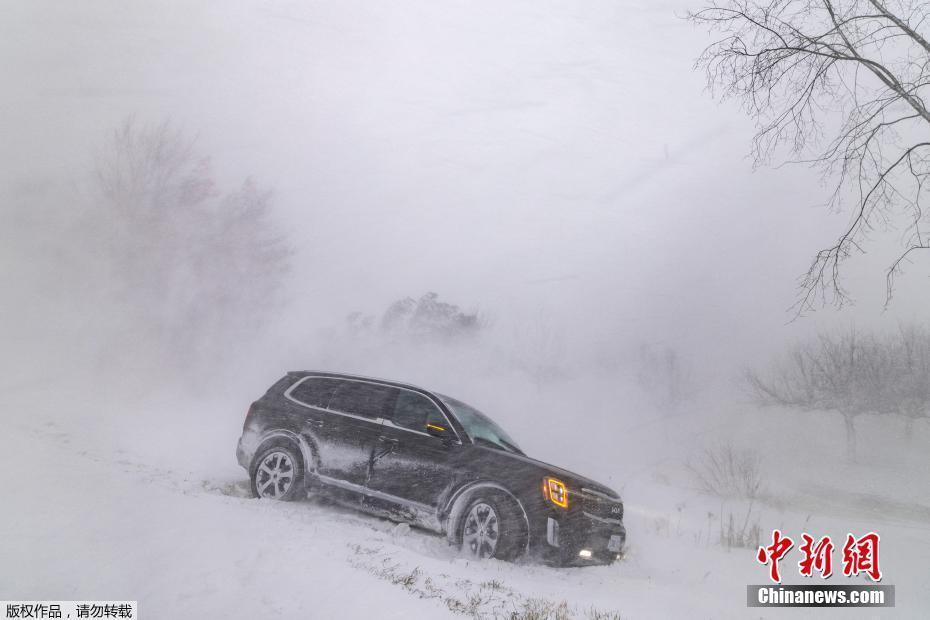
[690,1,930,311]
[95,118,291,373]
[746,325,930,459]
[748,329,869,460]
[890,323,930,436]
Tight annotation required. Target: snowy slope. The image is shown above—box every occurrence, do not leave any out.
[3,0,930,617]
[2,379,927,619]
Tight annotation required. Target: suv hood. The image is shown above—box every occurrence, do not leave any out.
[474,445,620,500]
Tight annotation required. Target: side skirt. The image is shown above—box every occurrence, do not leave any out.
[311,472,443,532]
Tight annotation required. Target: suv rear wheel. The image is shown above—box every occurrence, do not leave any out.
[251,445,303,501]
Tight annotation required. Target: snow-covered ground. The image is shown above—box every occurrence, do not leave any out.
[3,1,930,617]
[2,376,926,619]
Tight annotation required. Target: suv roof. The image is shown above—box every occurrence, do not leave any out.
[285,370,433,396]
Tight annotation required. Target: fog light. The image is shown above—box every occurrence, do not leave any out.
[578,549,592,559]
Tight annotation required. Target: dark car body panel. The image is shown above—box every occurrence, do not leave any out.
[367,422,461,510]
[236,371,626,565]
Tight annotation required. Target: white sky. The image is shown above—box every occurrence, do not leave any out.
[3,0,927,371]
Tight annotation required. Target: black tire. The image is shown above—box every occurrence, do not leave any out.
[250,444,304,501]
[457,491,526,561]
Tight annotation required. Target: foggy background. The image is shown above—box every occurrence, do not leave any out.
[7,0,928,382]
[2,1,928,618]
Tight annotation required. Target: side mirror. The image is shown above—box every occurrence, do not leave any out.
[426,423,453,443]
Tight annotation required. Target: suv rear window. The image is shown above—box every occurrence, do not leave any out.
[327,380,395,419]
[289,377,341,409]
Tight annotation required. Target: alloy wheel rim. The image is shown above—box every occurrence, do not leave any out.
[462,502,499,559]
[256,451,294,499]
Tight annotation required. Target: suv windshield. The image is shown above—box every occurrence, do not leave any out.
[437,394,523,454]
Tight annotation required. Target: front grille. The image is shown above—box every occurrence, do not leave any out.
[580,488,623,522]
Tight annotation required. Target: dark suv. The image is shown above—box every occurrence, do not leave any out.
[236,371,626,566]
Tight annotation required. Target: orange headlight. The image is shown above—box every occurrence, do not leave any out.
[542,477,568,508]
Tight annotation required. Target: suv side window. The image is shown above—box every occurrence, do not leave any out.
[327,380,395,419]
[289,377,341,409]
[391,390,447,432]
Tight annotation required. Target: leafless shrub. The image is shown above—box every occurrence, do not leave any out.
[348,292,485,344]
[508,600,623,620]
[689,443,765,500]
[383,292,484,341]
[692,506,762,550]
[511,599,572,620]
[391,566,421,589]
[719,505,762,550]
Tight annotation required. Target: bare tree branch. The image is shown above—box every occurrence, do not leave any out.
[690,0,930,313]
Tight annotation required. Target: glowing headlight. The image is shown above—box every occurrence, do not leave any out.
[579,549,593,558]
[542,477,569,508]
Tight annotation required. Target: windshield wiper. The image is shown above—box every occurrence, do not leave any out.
[497,437,523,454]
[474,436,523,455]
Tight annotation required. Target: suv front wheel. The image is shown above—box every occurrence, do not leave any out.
[251,445,304,501]
[458,492,525,561]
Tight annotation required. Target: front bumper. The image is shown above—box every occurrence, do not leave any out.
[532,489,626,566]
[541,512,626,566]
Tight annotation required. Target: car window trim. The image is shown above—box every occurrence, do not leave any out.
[283,376,340,410]
[284,375,462,443]
[284,376,383,425]
[325,378,396,420]
[384,390,461,443]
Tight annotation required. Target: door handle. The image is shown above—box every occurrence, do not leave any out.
[307,419,325,428]
[374,436,398,461]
